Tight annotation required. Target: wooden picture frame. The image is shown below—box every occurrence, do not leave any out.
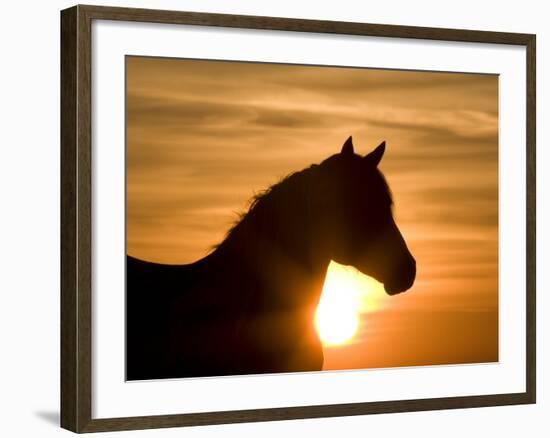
[60,4,536,433]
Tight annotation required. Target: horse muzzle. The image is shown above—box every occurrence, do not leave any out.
[384,256,416,296]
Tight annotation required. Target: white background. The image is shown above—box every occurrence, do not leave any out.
[0,0,546,437]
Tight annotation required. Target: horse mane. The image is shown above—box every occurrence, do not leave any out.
[215,152,394,251]
[216,164,319,248]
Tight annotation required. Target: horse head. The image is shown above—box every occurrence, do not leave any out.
[312,137,416,295]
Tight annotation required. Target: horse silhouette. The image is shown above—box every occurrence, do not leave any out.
[126,137,416,380]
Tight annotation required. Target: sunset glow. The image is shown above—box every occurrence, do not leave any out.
[316,262,386,346]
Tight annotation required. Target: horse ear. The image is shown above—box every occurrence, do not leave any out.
[363,141,385,167]
[340,136,354,155]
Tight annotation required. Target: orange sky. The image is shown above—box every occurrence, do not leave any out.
[126,56,498,370]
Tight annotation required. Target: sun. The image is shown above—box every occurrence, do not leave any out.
[315,261,385,346]
[315,300,359,346]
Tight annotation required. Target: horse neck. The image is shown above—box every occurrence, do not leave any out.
[217,167,329,278]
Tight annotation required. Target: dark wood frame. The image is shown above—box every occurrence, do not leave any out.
[61,4,536,433]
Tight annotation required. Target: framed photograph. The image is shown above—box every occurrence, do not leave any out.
[60,4,536,433]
